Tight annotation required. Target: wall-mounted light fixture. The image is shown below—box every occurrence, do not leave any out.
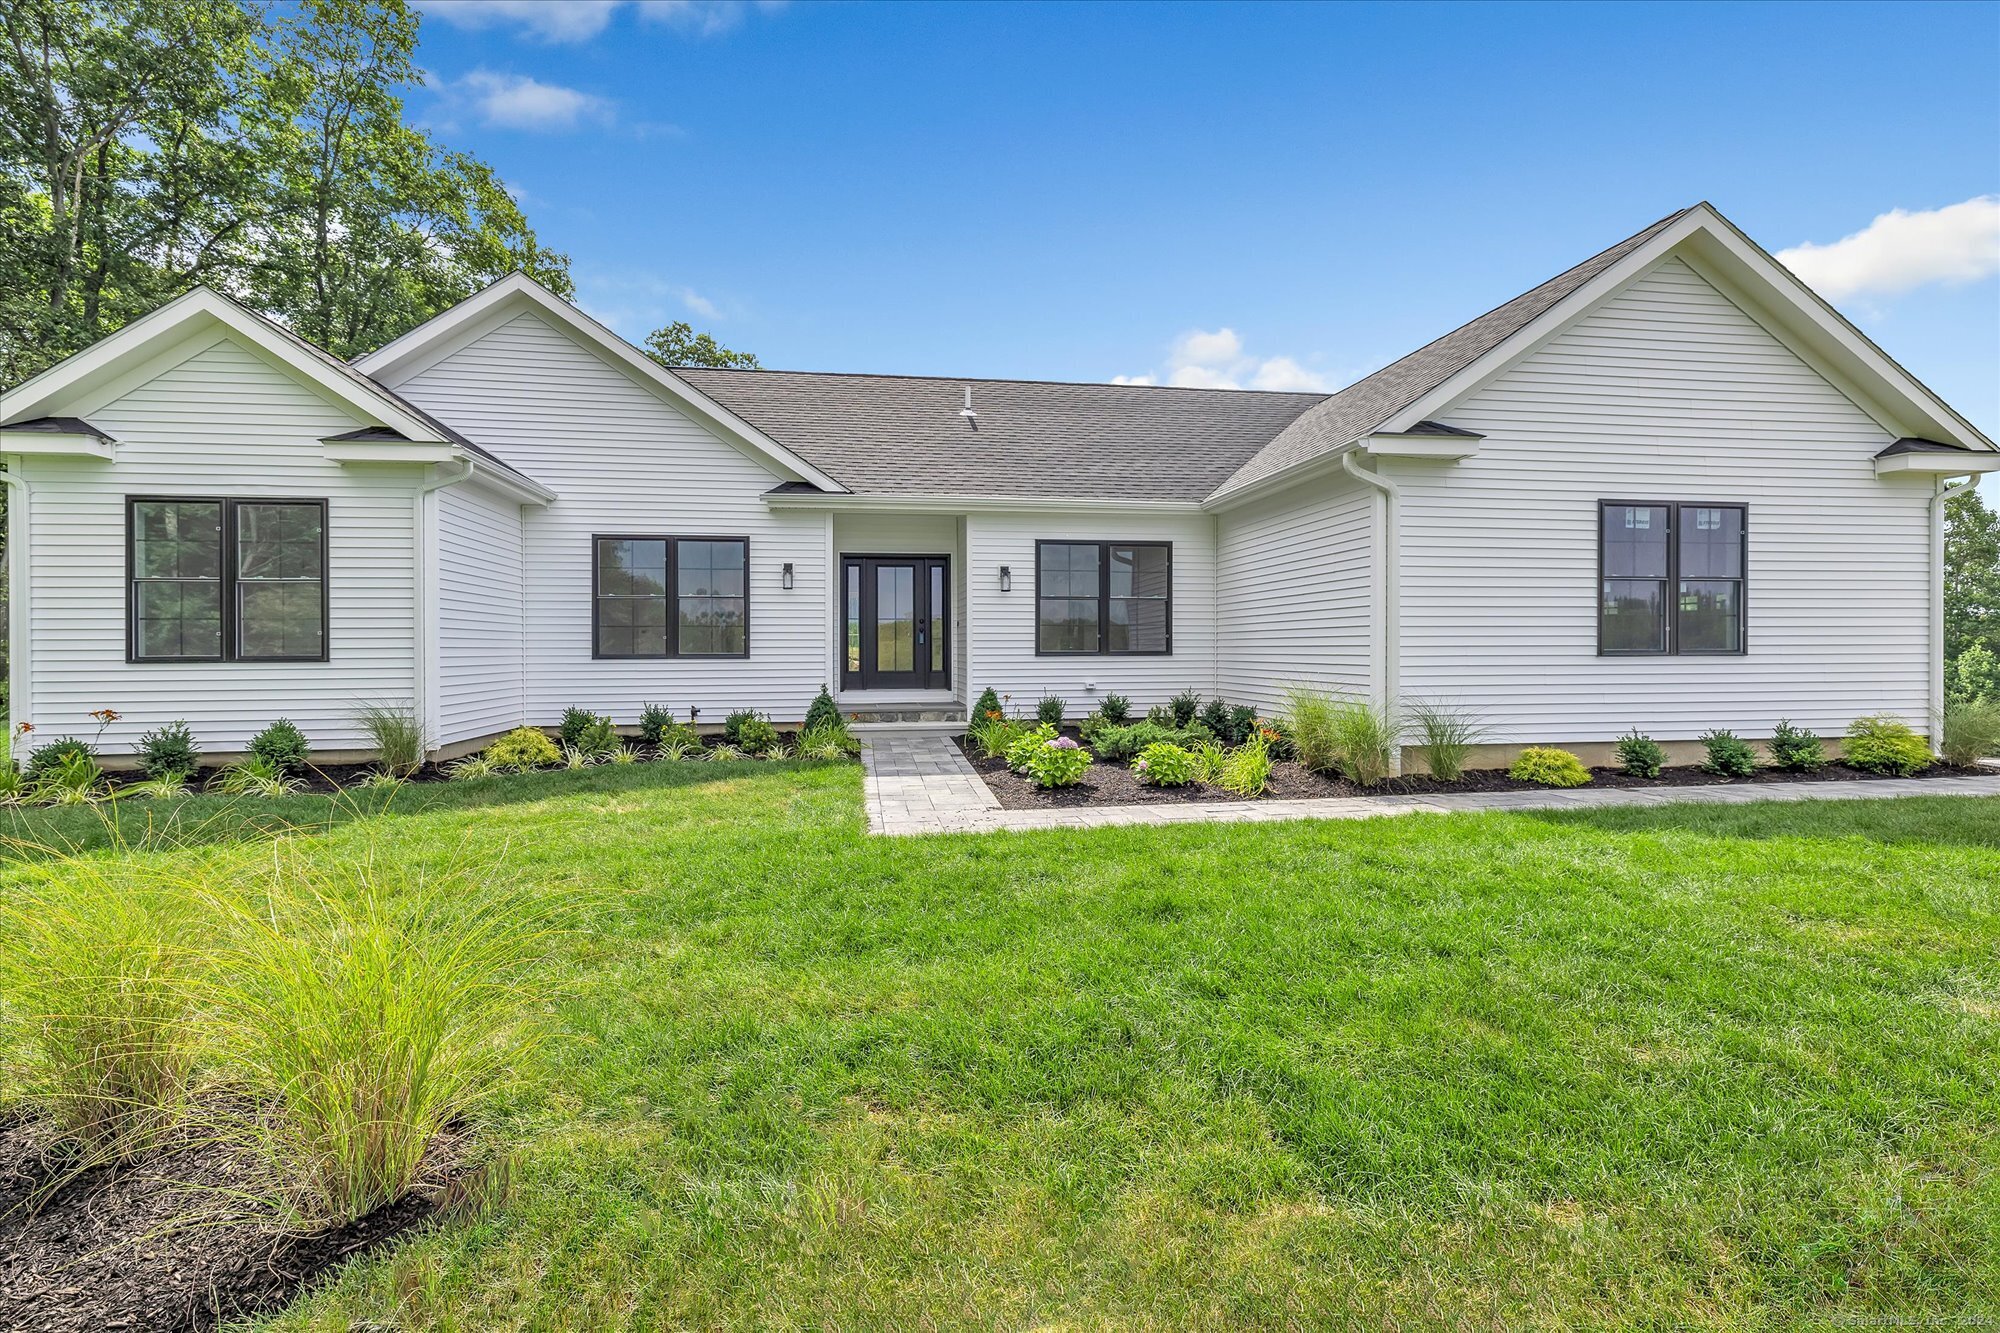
[999,565,1012,592]
[781,561,794,590]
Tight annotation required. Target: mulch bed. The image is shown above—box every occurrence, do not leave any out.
[959,736,1997,811]
[0,1114,471,1332]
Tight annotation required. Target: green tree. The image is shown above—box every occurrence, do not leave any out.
[642,321,759,370]
[0,0,572,384]
[1946,486,2000,669]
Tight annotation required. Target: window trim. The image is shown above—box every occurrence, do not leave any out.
[1033,539,1174,656]
[590,533,752,661]
[125,495,329,664]
[1596,499,1748,657]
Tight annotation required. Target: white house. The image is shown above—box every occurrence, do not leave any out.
[3,202,1995,769]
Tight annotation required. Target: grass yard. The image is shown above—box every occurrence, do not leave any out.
[3,764,1997,1329]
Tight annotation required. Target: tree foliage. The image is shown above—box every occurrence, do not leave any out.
[1946,486,2000,673]
[642,320,759,370]
[0,0,573,385]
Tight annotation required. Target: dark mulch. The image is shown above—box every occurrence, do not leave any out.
[959,737,1998,810]
[0,1115,470,1333]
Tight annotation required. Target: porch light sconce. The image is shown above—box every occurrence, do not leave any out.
[999,565,1012,592]
[781,561,794,590]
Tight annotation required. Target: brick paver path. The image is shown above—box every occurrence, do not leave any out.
[860,733,2000,837]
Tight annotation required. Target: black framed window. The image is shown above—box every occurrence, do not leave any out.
[593,535,748,658]
[1036,540,1172,655]
[128,497,326,663]
[1598,501,1745,655]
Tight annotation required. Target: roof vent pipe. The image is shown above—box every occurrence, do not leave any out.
[960,387,978,427]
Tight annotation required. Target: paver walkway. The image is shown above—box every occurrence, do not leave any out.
[860,732,2000,837]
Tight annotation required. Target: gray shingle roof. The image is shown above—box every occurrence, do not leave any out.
[670,368,1326,502]
[1212,206,1693,498]
[1875,437,1969,457]
[0,416,114,442]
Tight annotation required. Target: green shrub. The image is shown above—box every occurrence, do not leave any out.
[248,719,311,776]
[1938,699,2000,767]
[1036,694,1066,726]
[1947,643,2000,706]
[1698,729,1758,778]
[1614,729,1665,779]
[1224,705,1259,747]
[1509,747,1591,788]
[1190,738,1229,783]
[1406,699,1482,782]
[1098,693,1131,725]
[1133,742,1197,787]
[1090,721,1210,764]
[571,714,621,759]
[1005,723,1059,773]
[1077,708,1117,746]
[803,686,842,735]
[135,719,200,780]
[1844,715,1931,776]
[558,706,597,748]
[202,846,554,1225]
[1020,734,1093,788]
[972,686,1003,722]
[637,703,679,747]
[26,736,95,781]
[1769,719,1826,773]
[354,702,423,778]
[1218,739,1273,797]
[0,857,202,1157]
[722,709,763,747]
[487,726,561,770]
[1199,696,1231,738]
[1145,704,1174,727]
[1168,689,1202,728]
[733,715,780,755]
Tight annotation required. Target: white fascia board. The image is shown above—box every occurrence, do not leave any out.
[763,492,1204,514]
[1874,452,2000,478]
[465,455,556,505]
[2,287,450,444]
[0,433,114,460]
[1201,444,1359,513]
[357,273,850,493]
[1383,205,1995,453]
[1358,433,1481,461]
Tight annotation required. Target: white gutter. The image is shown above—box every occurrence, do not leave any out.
[1341,450,1401,776]
[1932,474,1978,749]
[0,466,28,764]
[415,458,474,756]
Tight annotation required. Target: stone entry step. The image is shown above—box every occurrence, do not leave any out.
[846,707,966,724]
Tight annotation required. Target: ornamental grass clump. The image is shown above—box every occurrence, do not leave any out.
[200,845,557,1227]
[1938,699,2000,767]
[1615,729,1665,779]
[0,856,204,1159]
[1844,715,1931,777]
[1217,739,1273,797]
[354,701,423,778]
[1509,747,1592,788]
[1405,699,1483,782]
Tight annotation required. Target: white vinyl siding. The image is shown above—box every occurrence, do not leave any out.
[18,336,419,758]
[963,511,1215,714]
[1215,470,1375,714]
[1394,255,1926,741]
[435,481,527,744]
[392,312,829,724]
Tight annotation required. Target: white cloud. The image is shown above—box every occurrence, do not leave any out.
[451,70,612,131]
[1117,326,1334,392]
[420,0,624,43]
[1776,196,2000,301]
[574,270,730,337]
[419,0,784,42]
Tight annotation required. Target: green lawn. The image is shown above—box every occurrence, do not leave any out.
[5,766,1998,1329]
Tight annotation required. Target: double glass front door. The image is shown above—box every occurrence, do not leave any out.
[843,556,948,690]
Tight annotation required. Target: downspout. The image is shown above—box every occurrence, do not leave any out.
[1342,450,1401,775]
[0,466,28,765]
[1932,473,1977,751]
[416,457,474,758]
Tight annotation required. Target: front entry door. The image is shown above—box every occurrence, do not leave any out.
[843,556,949,690]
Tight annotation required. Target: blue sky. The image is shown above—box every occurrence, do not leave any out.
[412,0,1999,450]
